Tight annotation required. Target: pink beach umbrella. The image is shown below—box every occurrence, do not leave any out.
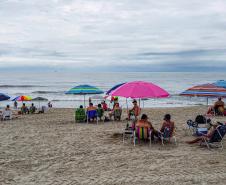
[110,81,169,99]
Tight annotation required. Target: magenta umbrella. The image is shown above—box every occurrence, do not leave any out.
[110,81,169,117]
[110,81,169,99]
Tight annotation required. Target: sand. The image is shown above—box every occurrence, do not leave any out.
[0,106,226,185]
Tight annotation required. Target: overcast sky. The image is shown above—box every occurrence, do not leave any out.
[0,0,226,71]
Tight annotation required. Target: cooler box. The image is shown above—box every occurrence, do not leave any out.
[196,128,208,136]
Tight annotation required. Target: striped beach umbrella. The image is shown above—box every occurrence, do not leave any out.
[180,83,226,105]
[65,85,104,106]
[180,84,226,98]
[213,80,226,88]
[12,95,32,101]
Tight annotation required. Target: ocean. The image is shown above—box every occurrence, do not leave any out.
[0,71,226,109]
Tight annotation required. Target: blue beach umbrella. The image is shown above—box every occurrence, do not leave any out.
[0,93,10,101]
[65,84,104,106]
[106,83,126,95]
[213,80,226,88]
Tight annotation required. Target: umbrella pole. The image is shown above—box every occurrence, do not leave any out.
[84,95,86,107]
[207,97,208,107]
[126,98,129,121]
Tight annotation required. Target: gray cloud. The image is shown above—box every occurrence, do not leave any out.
[0,0,226,71]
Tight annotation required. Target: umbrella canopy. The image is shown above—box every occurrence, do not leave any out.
[106,83,125,95]
[0,93,10,101]
[12,95,32,101]
[213,80,226,89]
[32,97,48,101]
[110,81,169,98]
[180,83,226,97]
[65,85,104,95]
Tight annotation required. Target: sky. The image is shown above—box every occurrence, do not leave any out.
[0,0,226,72]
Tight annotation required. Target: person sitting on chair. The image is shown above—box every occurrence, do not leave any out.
[101,101,108,111]
[136,114,159,141]
[87,103,97,122]
[160,114,175,137]
[29,103,37,114]
[207,97,224,115]
[75,105,86,122]
[5,104,11,111]
[128,100,141,120]
[109,102,122,120]
[186,124,218,144]
[21,103,29,114]
[97,104,104,121]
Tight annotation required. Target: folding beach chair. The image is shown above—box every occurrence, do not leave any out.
[133,126,151,146]
[186,115,212,135]
[160,127,177,146]
[2,110,12,120]
[75,108,86,123]
[113,108,122,121]
[87,109,98,124]
[97,108,104,121]
[200,124,226,149]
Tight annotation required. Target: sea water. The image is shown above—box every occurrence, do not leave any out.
[0,71,226,108]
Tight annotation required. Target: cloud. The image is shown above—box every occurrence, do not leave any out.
[0,0,226,71]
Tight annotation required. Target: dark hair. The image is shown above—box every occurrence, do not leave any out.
[133,100,137,103]
[6,105,10,108]
[79,105,83,109]
[141,114,148,120]
[98,104,102,108]
[23,103,25,106]
[89,103,93,106]
[164,114,171,121]
[218,97,222,101]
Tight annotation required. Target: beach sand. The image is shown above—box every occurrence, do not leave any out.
[0,106,226,185]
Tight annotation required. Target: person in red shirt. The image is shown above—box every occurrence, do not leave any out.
[101,101,108,111]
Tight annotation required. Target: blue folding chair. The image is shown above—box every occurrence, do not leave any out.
[160,127,177,146]
[87,109,98,124]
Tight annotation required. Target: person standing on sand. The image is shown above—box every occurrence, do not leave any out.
[14,101,18,109]
[128,100,141,120]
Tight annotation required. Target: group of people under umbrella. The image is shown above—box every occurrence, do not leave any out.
[1,80,226,147]
[0,95,52,120]
[66,80,226,147]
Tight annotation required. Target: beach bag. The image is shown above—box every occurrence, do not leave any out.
[195,115,211,124]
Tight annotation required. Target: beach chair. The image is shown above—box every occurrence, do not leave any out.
[87,109,98,123]
[113,108,122,121]
[75,108,86,123]
[133,126,151,146]
[200,124,226,149]
[160,127,177,146]
[186,115,212,134]
[2,110,12,120]
[97,108,104,121]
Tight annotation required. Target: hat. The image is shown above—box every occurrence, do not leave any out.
[132,100,137,103]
